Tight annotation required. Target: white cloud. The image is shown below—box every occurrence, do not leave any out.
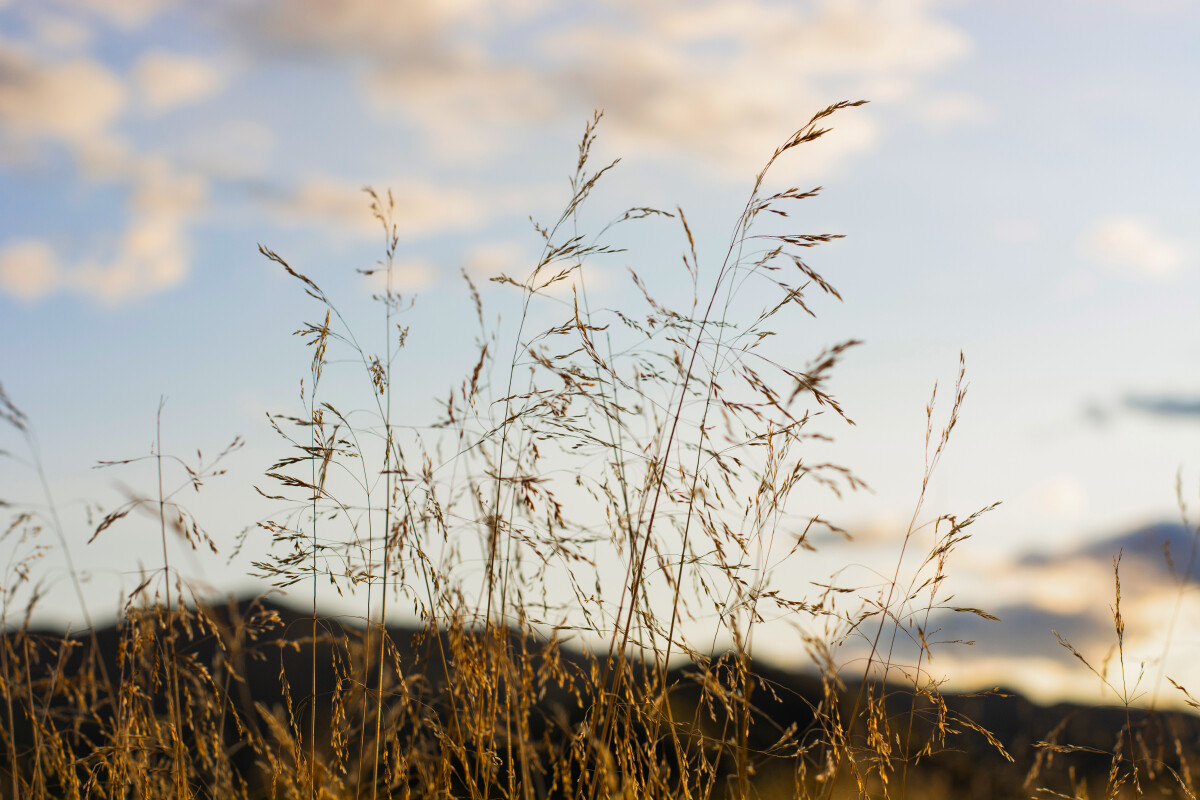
[0,240,61,300]
[243,0,551,161]
[0,40,210,305]
[0,0,978,303]
[843,512,913,545]
[642,0,969,76]
[72,135,135,179]
[237,0,536,55]
[464,241,530,282]
[0,215,192,305]
[234,0,545,159]
[937,654,1096,706]
[66,0,175,28]
[1022,559,1108,616]
[0,43,136,176]
[1079,215,1192,278]
[542,26,882,178]
[0,157,206,304]
[0,47,126,145]
[362,257,437,294]
[80,158,205,302]
[240,0,973,177]
[133,51,224,113]
[72,214,191,302]
[543,0,968,176]
[268,176,485,240]
[917,91,992,131]
[365,57,554,160]
[267,178,378,235]
[129,154,207,216]
[1036,475,1088,519]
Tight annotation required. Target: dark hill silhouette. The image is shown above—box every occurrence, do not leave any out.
[6,594,1200,799]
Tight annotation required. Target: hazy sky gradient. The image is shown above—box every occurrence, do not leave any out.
[1,0,1198,705]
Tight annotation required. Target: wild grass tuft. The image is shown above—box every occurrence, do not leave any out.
[8,101,1188,800]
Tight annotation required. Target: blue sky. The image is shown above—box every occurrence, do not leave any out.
[2,0,1199,705]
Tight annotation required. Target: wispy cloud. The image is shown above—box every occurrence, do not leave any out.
[1,0,983,304]
[264,176,486,240]
[64,0,176,29]
[26,12,93,52]
[237,0,977,177]
[0,240,58,300]
[544,24,882,177]
[361,256,437,294]
[364,59,554,162]
[0,37,212,304]
[0,43,125,151]
[133,50,225,113]
[463,240,531,283]
[1035,474,1089,519]
[233,0,521,57]
[0,156,204,304]
[1078,215,1194,278]
[543,0,973,176]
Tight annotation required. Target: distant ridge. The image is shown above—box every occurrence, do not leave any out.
[9,593,1200,799]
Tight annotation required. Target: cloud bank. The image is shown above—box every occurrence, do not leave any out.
[1,0,984,304]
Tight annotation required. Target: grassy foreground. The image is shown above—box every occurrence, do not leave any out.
[1,102,1197,799]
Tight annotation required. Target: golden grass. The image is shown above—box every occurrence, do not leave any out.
[1,102,1197,799]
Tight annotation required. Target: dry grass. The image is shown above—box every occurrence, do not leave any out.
[1,102,1195,799]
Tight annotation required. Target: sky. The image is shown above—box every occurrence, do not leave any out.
[1,0,1199,707]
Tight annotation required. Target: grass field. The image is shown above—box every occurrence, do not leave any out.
[2,102,1197,800]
